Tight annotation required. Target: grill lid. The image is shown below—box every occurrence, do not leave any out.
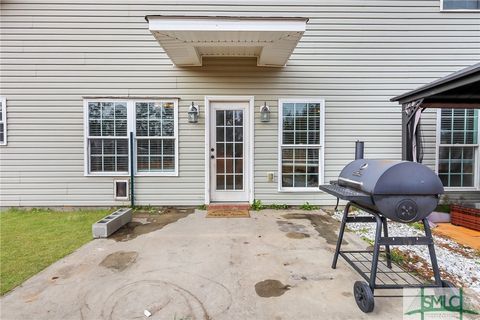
[339,160,444,195]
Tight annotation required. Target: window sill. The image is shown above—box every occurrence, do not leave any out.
[444,187,479,192]
[135,172,178,177]
[440,9,480,12]
[85,172,130,177]
[85,172,179,177]
[278,187,323,193]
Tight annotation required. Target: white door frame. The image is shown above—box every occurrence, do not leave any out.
[204,96,255,204]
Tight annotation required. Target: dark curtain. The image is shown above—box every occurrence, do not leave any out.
[405,106,424,163]
[415,117,424,163]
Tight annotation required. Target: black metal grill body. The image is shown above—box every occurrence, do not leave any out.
[320,160,444,222]
[319,159,451,313]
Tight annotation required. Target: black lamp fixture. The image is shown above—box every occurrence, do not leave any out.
[260,102,271,122]
[188,102,199,123]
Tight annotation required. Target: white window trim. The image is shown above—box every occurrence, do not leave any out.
[133,99,179,177]
[435,109,480,191]
[83,99,130,177]
[83,98,179,177]
[440,0,480,11]
[277,98,325,193]
[0,96,6,146]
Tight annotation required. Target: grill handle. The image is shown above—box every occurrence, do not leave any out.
[338,177,363,189]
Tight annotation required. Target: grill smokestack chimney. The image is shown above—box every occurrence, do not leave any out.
[355,140,364,160]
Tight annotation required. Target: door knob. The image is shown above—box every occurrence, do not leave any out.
[211,148,215,152]
[211,155,215,159]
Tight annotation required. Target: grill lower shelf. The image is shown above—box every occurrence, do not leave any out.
[339,250,434,289]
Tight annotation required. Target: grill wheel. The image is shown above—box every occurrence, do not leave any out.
[353,281,375,313]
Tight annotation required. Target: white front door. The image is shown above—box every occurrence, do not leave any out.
[209,101,250,202]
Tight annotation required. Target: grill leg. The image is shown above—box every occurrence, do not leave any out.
[381,217,392,269]
[423,218,442,286]
[332,202,351,269]
[369,214,383,292]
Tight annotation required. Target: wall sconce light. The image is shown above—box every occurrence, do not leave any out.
[260,102,271,122]
[188,102,199,123]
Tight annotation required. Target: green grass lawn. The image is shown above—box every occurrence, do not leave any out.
[0,208,111,295]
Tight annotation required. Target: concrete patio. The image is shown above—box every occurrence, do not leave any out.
[1,209,406,320]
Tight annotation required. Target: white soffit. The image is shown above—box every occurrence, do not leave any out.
[146,16,308,67]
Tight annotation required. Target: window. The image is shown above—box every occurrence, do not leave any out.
[135,101,176,174]
[86,101,129,174]
[0,96,6,145]
[437,109,479,188]
[442,0,480,10]
[84,99,178,176]
[278,99,325,191]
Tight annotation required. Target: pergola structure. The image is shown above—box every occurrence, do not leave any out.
[391,63,480,162]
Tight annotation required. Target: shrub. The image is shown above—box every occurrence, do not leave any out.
[300,202,319,211]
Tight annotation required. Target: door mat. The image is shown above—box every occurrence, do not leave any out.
[206,209,250,218]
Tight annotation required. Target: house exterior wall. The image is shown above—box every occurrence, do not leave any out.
[1,0,479,207]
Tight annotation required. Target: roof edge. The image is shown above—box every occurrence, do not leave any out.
[145,15,309,23]
[390,63,480,103]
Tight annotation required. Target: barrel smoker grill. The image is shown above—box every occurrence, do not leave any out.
[319,143,454,313]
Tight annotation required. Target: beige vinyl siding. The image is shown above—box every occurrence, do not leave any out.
[1,0,480,206]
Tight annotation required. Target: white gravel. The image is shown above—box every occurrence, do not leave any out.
[332,211,480,293]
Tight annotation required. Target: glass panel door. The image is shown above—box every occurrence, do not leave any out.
[210,101,249,202]
[215,109,244,191]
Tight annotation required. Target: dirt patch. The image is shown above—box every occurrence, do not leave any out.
[276,221,311,240]
[255,280,291,298]
[282,213,346,245]
[110,207,194,241]
[50,264,89,282]
[55,265,75,279]
[286,232,310,239]
[389,249,462,288]
[290,273,334,281]
[23,291,41,303]
[100,251,138,271]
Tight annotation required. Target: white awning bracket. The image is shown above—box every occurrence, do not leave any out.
[146,16,308,67]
